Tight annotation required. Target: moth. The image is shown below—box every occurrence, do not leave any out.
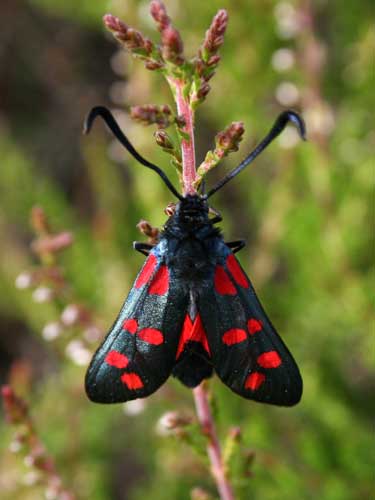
[84,106,305,406]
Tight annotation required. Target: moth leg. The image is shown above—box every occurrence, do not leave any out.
[226,239,246,254]
[133,241,154,256]
[209,206,223,224]
[211,215,222,224]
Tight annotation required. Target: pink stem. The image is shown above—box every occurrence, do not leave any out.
[168,73,234,499]
[167,77,197,195]
[193,385,235,500]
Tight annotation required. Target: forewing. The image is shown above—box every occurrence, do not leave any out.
[199,251,303,406]
[85,250,188,403]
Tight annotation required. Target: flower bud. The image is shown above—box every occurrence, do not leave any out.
[31,206,50,234]
[1,385,28,424]
[145,60,164,70]
[150,1,184,65]
[154,130,174,150]
[191,487,213,500]
[162,25,184,65]
[156,411,192,435]
[150,1,170,30]
[32,232,74,255]
[202,9,228,59]
[131,104,172,127]
[136,220,159,240]
[197,82,211,100]
[216,121,245,153]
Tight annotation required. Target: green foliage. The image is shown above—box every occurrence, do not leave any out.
[0,1,373,499]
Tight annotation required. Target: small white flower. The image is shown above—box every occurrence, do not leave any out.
[9,439,22,453]
[61,305,80,326]
[123,399,147,416]
[271,48,295,72]
[15,272,33,289]
[42,322,62,341]
[24,455,34,467]
[304,104,335,137]
[32,286,53,303]
[45,486,59,500]
[83,325,102,343]
[275,82,300,106]
[23,471,40,485]
[65,340,91,366]
[274,2,301,39]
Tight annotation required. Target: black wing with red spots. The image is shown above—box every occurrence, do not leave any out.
[85,251,188,403]
[199,251,303,406]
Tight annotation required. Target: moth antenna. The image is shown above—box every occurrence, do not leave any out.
[84,106,183,201]
[205,110,306,199]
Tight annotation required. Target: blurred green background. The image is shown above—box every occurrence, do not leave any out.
[0,0,373,499]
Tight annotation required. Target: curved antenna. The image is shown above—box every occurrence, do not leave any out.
[205,110,306,199]
[83,106,183,201]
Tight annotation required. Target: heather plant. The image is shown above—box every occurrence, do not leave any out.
[0,1,373,499]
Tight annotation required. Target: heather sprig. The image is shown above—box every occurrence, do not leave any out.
[103,1,233,195]
[136,219,160,244]
[1,386,75,500]
[150,0,185,66]
[191,9,229,106]
[16,206,101,360]
[194,121,245,188]
[130,104,173,128]
[103,14,164,70]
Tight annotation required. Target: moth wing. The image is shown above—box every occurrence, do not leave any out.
[85,251,188,403]
[199,251,302,406]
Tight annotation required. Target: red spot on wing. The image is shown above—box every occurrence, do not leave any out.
[138,328,164,345]
[148,265,169,295]
[248,318,263,335]
[226,254,249,288]
[121,372,144,390]
[245,372,266,391]
[105,350,129,369]
[135,254,157,288]
[214,266,237,295]
[123,318,138,334]
[257,351,281,368]
[176,313,210,359]
[222,328,247,345]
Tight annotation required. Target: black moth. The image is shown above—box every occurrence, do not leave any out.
[84,106,305,406]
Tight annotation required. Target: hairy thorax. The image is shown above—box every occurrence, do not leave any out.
[161,195,222,283]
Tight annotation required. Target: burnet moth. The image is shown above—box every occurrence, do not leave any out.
[84,106,306,406]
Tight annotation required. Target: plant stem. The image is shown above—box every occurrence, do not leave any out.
[167,77,197,194]
[168,64,235,500]
[193,384,235,500]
